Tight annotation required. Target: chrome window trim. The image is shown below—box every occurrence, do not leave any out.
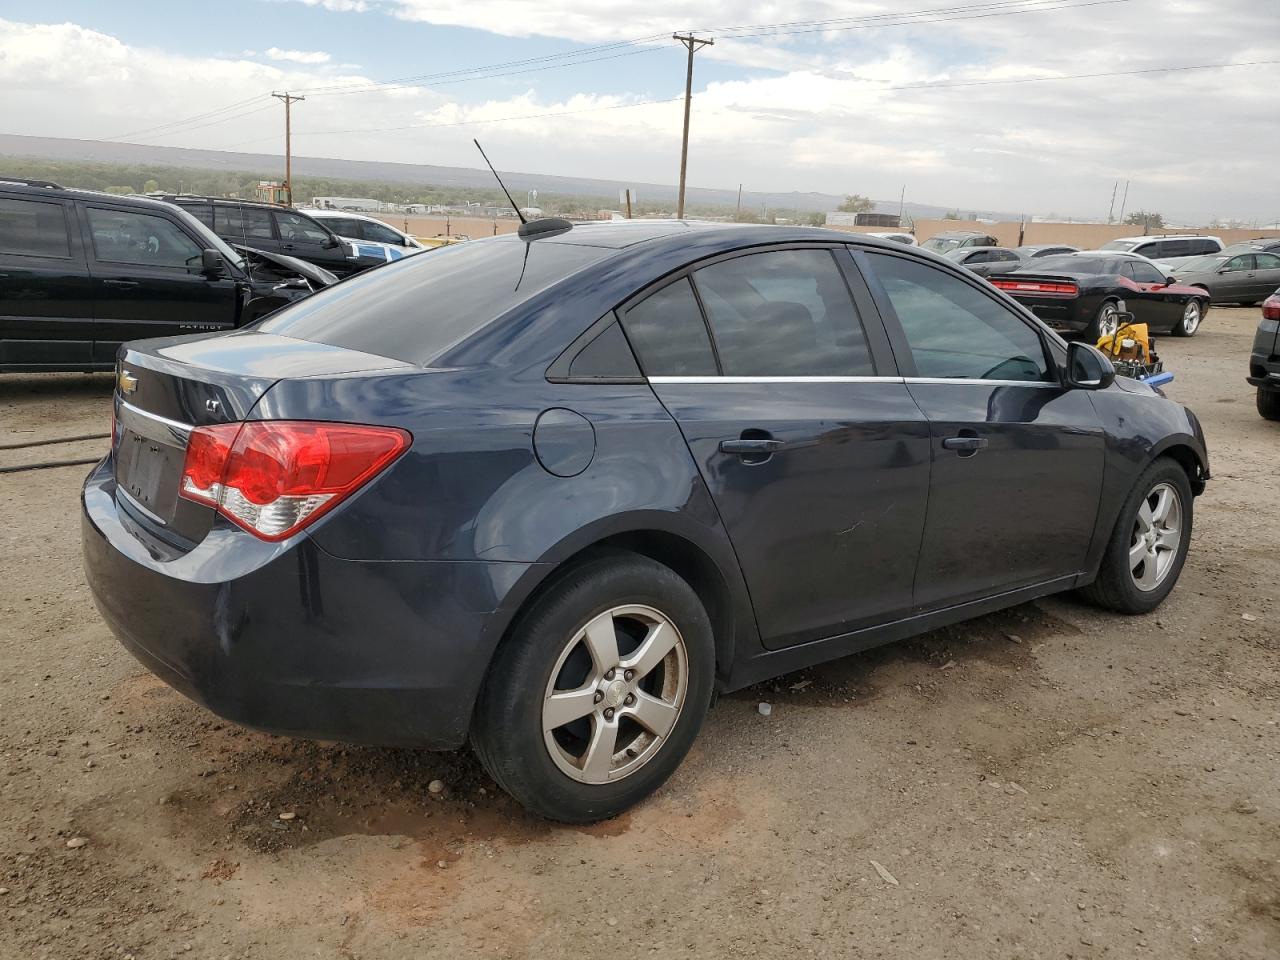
[904,377,1061,388]
[648,375,904,384]
[116,399,193,445]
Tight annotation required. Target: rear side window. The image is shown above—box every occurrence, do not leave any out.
[693,248,874,376]
[0,197,70,258]
[620,277,717,376]
[1192,239,1220,255]
[214,205,274,241]
[86,208,202,269]
[1159,239,1191,257]
[259,235,610,365]
[867,252,1050,382]
[1256,253,1280,269]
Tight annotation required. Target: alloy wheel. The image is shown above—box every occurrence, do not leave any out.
[1181,301,1201,334]
[1129,481,1183,592]
[542,604,688,784]
[1098,304,1120,340]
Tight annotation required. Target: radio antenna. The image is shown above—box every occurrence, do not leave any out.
[473,139,526,225]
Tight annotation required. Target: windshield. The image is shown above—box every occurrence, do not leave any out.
[1013,255,1117,275]
[1176,255,1229,272]
[1101,239,1139,251]
[258,235,610,365]
[167,204,245,270]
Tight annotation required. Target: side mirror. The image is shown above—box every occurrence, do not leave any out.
[1165,276,1179,285]
[200,249,225,277]
[324,236,342,249]
[1066,342,1116,390]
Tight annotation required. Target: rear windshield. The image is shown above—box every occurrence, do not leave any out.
[258,236,609,365]
[1013,256,1117,275]
[1100,239,1139,251]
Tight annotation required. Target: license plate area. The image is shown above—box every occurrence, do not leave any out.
[113,402,192,525]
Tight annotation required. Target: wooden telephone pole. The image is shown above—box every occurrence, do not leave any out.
[272,91,305,205]
[673,33,713,220]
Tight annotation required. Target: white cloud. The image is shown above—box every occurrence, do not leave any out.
[0,10,1277,223]
[265,47,332,64]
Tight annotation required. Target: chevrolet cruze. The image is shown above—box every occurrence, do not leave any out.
[83,221,1209,822]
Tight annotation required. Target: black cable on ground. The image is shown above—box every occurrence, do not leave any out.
[0,433,110,451]
[0,457,102,475]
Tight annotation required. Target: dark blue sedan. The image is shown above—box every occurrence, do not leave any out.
[82,221,1209,822]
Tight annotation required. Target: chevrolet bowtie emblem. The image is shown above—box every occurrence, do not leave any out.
[118,369,139,395]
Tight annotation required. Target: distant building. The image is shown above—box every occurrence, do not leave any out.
[826,211,903,228]
[311,196,387,212]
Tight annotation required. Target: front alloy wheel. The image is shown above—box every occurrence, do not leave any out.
[1129,482,1182,592]
[542,605,688,783]
[1174,300,1203,336]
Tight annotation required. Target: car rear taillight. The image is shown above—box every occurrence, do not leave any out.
[991,279,1079,297]
[178,421,411,541]
[1264,296,1280,321]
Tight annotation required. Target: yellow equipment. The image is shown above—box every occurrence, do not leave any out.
[1096,321,1153,364]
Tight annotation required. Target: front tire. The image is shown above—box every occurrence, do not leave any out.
[1086,300,1120,342]
[472,554,714,823]
[1079,457,1193,614]
[1172,299,1205,337]
[1259,387,1280,421]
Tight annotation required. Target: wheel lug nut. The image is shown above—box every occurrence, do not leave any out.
[624,693,635,706]
[593,692,603,704]
[603,708,615,721]
[605,669,616,681]
[624,669,634,682]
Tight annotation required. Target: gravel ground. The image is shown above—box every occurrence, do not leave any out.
[1,307,1276,960]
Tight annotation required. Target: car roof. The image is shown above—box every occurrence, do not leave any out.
[0,179,195,214]
[929,230,991,238]
[503,218,911,252]
[1108,234,1220,243]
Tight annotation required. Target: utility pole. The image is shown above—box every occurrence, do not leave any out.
[898,184,906,222]
[272,91,305,206]
[1107,180,1118,224]
[735,183,742,220]
[1117,179,1130,225]
[673,33,713,220]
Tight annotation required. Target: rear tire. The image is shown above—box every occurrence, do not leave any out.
[1078,457,1193,615]
[1171,299,1205,337]
[1259,388,1280,421]
[1085,300,1120,342]
[472,554,714,823]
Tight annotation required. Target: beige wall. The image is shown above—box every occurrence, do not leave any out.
[366,214,523,239]
[831,220,1280,249]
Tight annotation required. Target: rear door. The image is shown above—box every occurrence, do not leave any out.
[859,250,1104,609]
[622,245,932,648]
[0,193,94,367]
[83,204,239,362]
[1252,253,1280,300]
[213,204,277,253]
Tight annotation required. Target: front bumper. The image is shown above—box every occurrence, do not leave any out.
[81,458,534,749]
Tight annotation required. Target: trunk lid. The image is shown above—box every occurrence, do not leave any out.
[112,331,412,546]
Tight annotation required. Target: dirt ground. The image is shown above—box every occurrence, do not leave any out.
[1,307,1276,960]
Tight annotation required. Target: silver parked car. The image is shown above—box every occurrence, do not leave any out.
[1171,251,1280,305]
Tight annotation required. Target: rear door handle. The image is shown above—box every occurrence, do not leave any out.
[720,438,784,455]
[103,279,139,288]
[942,436,988,452]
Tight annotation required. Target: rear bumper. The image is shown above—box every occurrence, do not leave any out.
[81,458,534,749]
[1011,298,1088,334]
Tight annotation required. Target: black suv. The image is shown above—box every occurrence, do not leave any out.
[0,178,324,372]
[160,196,379,277]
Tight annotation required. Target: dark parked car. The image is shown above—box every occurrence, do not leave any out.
[1171,252,1280,305]
[991,251,1210,339]
[942,245,1023,277]
[921,230,1000,253]
[83,222,1209,822]
[0,178,328,372]
[160,195,383,277]
[1249,288,1280,420]
[1015,244,1080,259]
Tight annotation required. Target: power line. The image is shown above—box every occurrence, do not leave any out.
[884,57,1280,91]
[102,95,270,141]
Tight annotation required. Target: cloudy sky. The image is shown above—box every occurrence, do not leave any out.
[0,0,1277,223]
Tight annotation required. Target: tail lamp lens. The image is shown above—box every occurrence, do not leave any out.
[179,421,411,541]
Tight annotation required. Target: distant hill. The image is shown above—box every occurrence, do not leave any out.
[0,133,1018,220]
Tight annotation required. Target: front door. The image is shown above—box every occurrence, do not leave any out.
[860,250,1105,610]
[271,210,351,274]
[620,246,933,649]
[0,194,94,367]
[1124,257,1185,327]
[83,205,239,362]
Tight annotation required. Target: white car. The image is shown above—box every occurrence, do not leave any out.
[867,231,917,246]
[305,210,426,259]
[1101,234,1222,272]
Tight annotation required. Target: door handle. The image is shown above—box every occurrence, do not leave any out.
[942,436,988,452]
[103,279,139,288]
[720,437,785,462]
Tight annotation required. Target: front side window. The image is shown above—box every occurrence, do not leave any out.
[693,248,874,376]
[0,197,70,258]
[620,277,717,377]
[1127,259,1167,283]
[86,208,202,269]
[867,252,1050,383]
[1225,255,1253,272]
[214,205,274,241]
[274,211,332,245]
